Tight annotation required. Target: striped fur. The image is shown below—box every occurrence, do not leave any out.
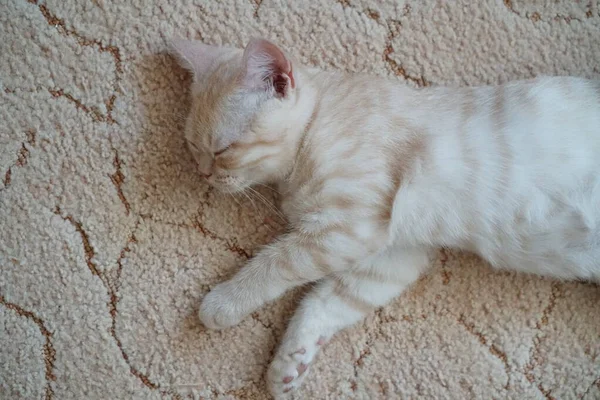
[172,38,600,396]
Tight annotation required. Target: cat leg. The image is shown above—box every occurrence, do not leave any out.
[199,231,361,330]
[267,246,431,397]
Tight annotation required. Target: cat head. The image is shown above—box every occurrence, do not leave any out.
[171,38,306,193]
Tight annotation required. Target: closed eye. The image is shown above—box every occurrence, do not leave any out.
[214,145,231,156]
[188,142,201,152]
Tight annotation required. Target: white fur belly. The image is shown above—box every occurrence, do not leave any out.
[388,76,600,280]
[468,182,600,280]
[391,176,600,280]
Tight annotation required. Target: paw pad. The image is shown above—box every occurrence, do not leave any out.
[297,362,308,376]
[290,348,306,356]
[268,335,326,395]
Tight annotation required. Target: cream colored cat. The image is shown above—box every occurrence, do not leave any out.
[171,37,600,397]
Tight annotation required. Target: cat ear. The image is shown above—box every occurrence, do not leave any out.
[241,38,295,97]
[170,38,227,81]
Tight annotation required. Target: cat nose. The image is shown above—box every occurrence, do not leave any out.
[197,157,214,177]
[197,163,212,177]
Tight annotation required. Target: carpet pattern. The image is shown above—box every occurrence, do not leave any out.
[1,0,600,399]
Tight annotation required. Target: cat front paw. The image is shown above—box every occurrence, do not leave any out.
[267,335,327,397]
[198,283,245,330]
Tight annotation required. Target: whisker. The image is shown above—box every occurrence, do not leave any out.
[228,191,243,208]
[255,191,285,220]
[246,186,287,222]
[237,185,259,212]
[253,182,282,196]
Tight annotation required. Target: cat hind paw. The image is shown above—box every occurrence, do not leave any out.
[267,336,327,397]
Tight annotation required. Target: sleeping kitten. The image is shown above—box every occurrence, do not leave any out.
[171,37,600,397]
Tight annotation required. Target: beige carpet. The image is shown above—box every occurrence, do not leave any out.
[2,0,600,399]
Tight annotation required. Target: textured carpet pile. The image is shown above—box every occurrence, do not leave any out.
[1,1,600,399]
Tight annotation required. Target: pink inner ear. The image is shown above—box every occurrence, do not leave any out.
[170,39,228,80]
[242,38,294,94]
